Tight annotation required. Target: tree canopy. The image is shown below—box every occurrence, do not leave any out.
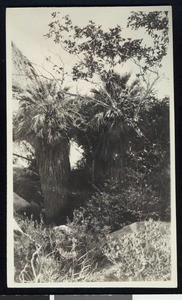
[45,10,169,80]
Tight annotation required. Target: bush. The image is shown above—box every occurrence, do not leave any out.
[14,214,171,283]
[93,220,171,281]
[76,177,169,236]
[14,214,98,283]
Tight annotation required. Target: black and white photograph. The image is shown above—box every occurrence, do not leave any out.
[6,6,177,287]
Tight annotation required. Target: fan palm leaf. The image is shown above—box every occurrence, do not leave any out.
[78,71,144,182]
[12,43,85,222]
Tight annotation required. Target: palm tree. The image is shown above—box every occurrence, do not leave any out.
[77,71,143,184]
[12,43,81,223]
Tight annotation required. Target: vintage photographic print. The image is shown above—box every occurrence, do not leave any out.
[6,6,177,287]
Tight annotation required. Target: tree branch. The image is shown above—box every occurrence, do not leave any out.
[13,153,34,162]
[134,72,160,121]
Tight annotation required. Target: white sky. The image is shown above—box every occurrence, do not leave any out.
[7,6,172,98]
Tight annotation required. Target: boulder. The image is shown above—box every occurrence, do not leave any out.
[14,218,40,282]
[13,165,43,208]
[109,220,170,240]
[14,218,34,248]
[14,192,31,212]
[12,42,39,101]
[53,225,72,235]
[14,192,41,218]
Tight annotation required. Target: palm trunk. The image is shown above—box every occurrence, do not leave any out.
[35,140,70,223]
[100,154,125,184]
[91,157,95,185]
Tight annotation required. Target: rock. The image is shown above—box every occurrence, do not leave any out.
[53,225,72,235]
[14,218,34,247]
[14,218,40,282]
[12,42,38,102]
[13,192,41,218]
[109,220,170,241]
[14,218,37,266]
[13,165,43,208]
[14,192,31,213]
[13,218,24,235]
[13,165,24,181]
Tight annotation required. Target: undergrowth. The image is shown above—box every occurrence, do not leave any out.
[14,214,171,283]
[99,219,171,281]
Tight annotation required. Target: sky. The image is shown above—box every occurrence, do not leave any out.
[7,6,173,98]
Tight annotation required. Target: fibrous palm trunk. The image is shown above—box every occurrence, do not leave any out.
[35,140,70,223]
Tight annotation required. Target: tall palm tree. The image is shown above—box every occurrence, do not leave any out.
[12,43,81,223]
[77,71,143,184]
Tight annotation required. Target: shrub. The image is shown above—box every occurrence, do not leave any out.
[76,177,168,236]
[14,214,98,283]
[14,214,171,283]
[93,220,171,281]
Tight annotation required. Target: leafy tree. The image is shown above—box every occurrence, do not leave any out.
[129,96,170,220]
[46,11,169,78]
[45,11,169,96]
[127,11,169,67]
